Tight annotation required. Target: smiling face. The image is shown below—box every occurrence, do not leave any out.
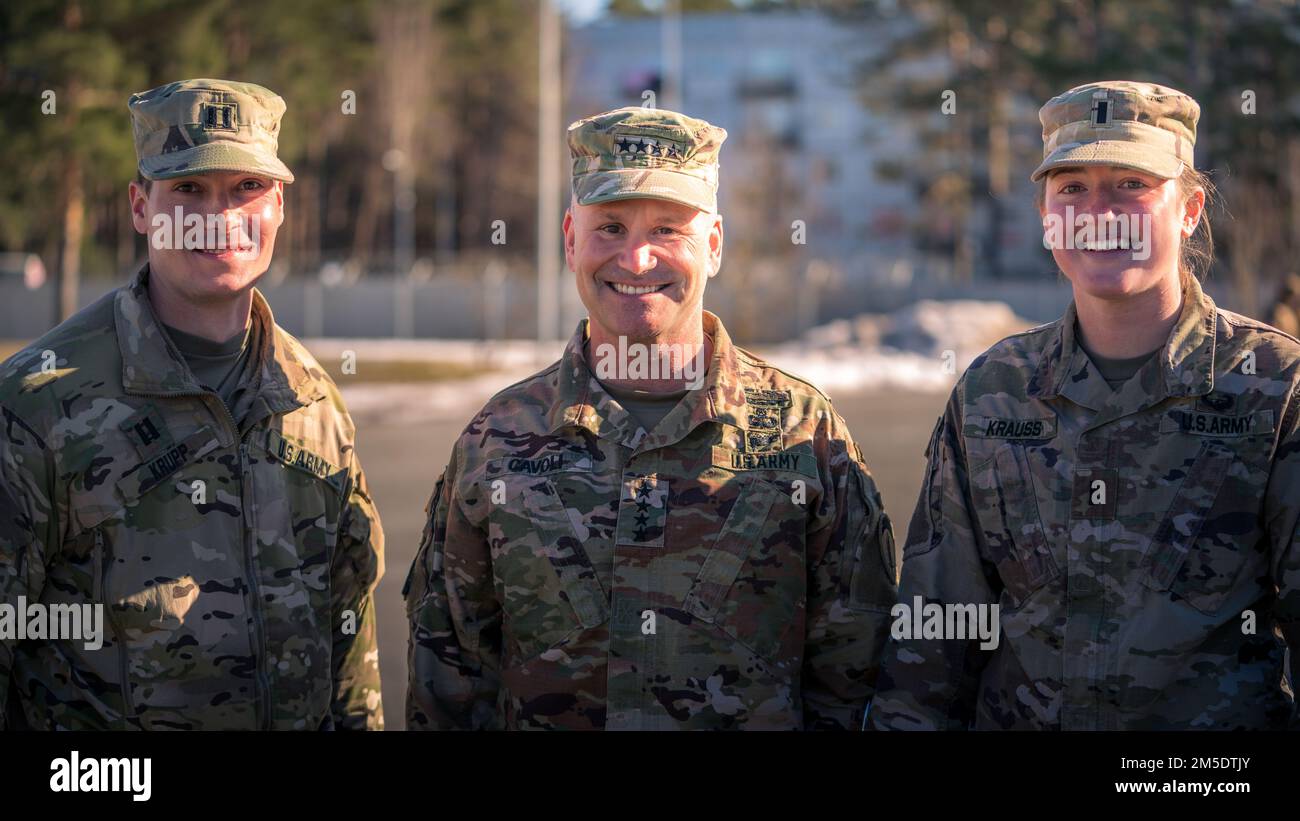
[130,170,284,304]
[563,196,723,346]
[1041,165,1203,301]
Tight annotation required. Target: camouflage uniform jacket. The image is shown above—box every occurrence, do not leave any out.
[871,276,1300,730]
[405,311,896,730]
[0,266,384,730]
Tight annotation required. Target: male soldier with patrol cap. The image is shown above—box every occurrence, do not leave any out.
[0,79,384,730]
[405,107,897,730]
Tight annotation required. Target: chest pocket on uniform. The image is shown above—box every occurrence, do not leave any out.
[969,445,1060,609]
[490,475,610,663]
[1140,440,1242,615]
[97,426,256,728]
[682,474,804,664]
[255,429,349,570]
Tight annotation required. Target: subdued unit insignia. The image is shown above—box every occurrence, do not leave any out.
[743,387,791,452]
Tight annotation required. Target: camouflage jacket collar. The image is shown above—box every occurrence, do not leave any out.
[115,264,324,408]
[548,310,752,450]
[1028,275,1217,414]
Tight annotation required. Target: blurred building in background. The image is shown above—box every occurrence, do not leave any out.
[569,11,915,288]
[564,8,1057,341]
[2,0,1298,343]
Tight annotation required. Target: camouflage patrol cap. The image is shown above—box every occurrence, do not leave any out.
[128,78,294,182]
[567,107,727,213]
[1031,81,1198,182]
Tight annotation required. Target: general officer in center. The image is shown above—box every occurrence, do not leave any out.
[405,107,897,730]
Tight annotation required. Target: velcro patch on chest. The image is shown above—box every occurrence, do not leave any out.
[266,430,346,493]
[486,452,594,477]
[118,426,222,498]
[1159,409,1274,437]
[711,445,817,478]
[119,405,175,458]
[615,473,669,547]
[964,415,1057,440]
[743,387,792,452]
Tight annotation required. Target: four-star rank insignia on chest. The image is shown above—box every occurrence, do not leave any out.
[743,387,791,452]
[615,473,669,548]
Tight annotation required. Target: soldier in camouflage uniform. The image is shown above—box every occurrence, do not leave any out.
[0,79,384,730]
[405,107,897,730]
[871,82,1300,730]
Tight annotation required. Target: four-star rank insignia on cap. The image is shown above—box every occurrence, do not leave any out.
[614,133,684,160]
[743,387,791,452]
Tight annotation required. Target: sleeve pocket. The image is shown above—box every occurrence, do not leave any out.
[402,473,445,612]
[844,464,895,613]
[904,415,946,561]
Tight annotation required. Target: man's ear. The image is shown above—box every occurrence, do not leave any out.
[270,181,286,227]
[129,180,150,235]
[563,207,576,271]
[707,214,723,278]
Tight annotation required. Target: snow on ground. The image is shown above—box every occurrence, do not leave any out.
[759,299,1039,394]
[322,300,1039,423]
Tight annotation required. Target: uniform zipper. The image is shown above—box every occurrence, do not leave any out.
[127,387,272,729]
[239,440,273,730]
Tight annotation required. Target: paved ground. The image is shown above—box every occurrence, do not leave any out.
[356,384,949,728]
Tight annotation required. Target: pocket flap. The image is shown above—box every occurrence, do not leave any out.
[115,426,223,504]
[1141,441,1234,593]
[514,477,609,629]
[682,475,781,623]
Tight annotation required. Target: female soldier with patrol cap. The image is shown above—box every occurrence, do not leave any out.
[870,81,1300,730]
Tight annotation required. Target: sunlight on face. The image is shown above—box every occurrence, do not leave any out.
[1041,165,1199,301]
[130,171,284,304]
[563,197,723,344]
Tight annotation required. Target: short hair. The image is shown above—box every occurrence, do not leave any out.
[135,172,152,193]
